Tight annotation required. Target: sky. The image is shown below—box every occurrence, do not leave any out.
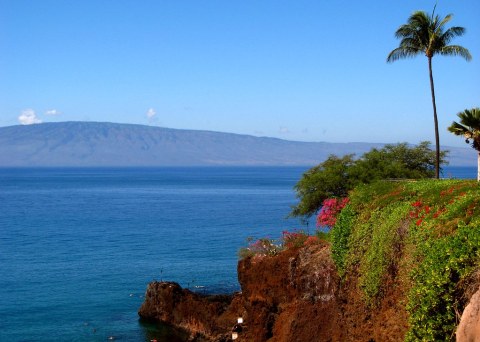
[0,0,479,147]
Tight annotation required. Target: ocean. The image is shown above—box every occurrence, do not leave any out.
[0,166,475,341]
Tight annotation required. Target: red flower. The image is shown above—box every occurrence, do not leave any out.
[412,201,423,208]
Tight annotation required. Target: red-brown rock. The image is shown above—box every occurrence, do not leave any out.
[138,242,411,342]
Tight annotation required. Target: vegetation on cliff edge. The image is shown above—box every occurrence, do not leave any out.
[332,179,480,341]
[290,142,447,220]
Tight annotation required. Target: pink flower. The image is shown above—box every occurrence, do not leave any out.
[316,197,349,228]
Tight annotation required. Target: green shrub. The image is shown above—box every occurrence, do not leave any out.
[357,203,411,302]
[406,220,480,341]
[290,142,447,220]
[331,204,355,277]
[334,179,480,340]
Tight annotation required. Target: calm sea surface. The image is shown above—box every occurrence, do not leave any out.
[0,166,474,341]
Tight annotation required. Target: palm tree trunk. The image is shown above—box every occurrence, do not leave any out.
[428,57,440,179]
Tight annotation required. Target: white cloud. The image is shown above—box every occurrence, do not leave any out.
[279,126,290,134]
[18,109,42,125]
[45,109,60,115]
[146,108,156,119]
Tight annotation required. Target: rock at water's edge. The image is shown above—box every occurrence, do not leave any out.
[139,242,420,341]
[138,281,243,341]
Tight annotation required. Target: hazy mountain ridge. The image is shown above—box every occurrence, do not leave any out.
[0,122,474,167]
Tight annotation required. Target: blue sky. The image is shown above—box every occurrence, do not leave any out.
[1,0,478,147]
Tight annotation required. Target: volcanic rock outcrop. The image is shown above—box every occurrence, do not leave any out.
[139,241,479,341]
[139,243,360,341]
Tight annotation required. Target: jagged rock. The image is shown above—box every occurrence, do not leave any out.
[138,242,411,342]
[138,281,243,341]
[237,243,340,342]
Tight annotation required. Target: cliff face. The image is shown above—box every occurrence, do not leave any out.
[236,242,410,342]
[139,180,480,341]
[237,244,340,342]
[139,242,408,342]
[138,282,244,341]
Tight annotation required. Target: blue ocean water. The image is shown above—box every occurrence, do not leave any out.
[0,166,475,341]
[0,167,318,341]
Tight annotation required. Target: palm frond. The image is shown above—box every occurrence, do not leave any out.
[441,26,466,44]
[387,47,422,62]
[438,13,453,30]
[440,45,472,61]
[388,8,471,65]
[399,37,426,50]
[447,121,470,136]
[409,11,430,27]
[395,24,416,39]
[448,108,480,152]
[457,108,480,129]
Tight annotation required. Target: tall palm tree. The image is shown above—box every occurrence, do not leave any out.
[387,7,471,179]
[448,108,480,181]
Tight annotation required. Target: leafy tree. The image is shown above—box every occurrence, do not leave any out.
[448,107,480,181]
[387,7,471,179]
[290,142,447,220]
[290,154,354,221]
[351,142,442,182]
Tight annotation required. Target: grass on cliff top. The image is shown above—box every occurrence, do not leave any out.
[332,179,480,341]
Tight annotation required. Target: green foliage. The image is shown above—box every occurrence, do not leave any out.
[333,179,480,341]
[448,108,480,151]
[351,142,445,182]
[356,203,410,302]
[406,221,480,341]
[405,184,480,341]
[290,142,446,220]
[330,204,355,277]
[387,9,471,62]
[290,154,354,220]
[448,107,480,181]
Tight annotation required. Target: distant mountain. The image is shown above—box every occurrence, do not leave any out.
[0,122,475,167]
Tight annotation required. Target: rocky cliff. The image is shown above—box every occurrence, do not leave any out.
[138,242,410,341]
[139,179,480,342]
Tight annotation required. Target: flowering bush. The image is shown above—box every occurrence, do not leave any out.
[238,237,281,259]
[317,197,349,227]
[409,200,432,226]
[328,179,480,341]
[282,230,309,249]
[238,229,324,259]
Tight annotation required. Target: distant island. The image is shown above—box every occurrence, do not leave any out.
[0,121,475,167]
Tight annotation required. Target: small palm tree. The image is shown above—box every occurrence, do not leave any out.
[448,108,480,181]
[387,6,472,179]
